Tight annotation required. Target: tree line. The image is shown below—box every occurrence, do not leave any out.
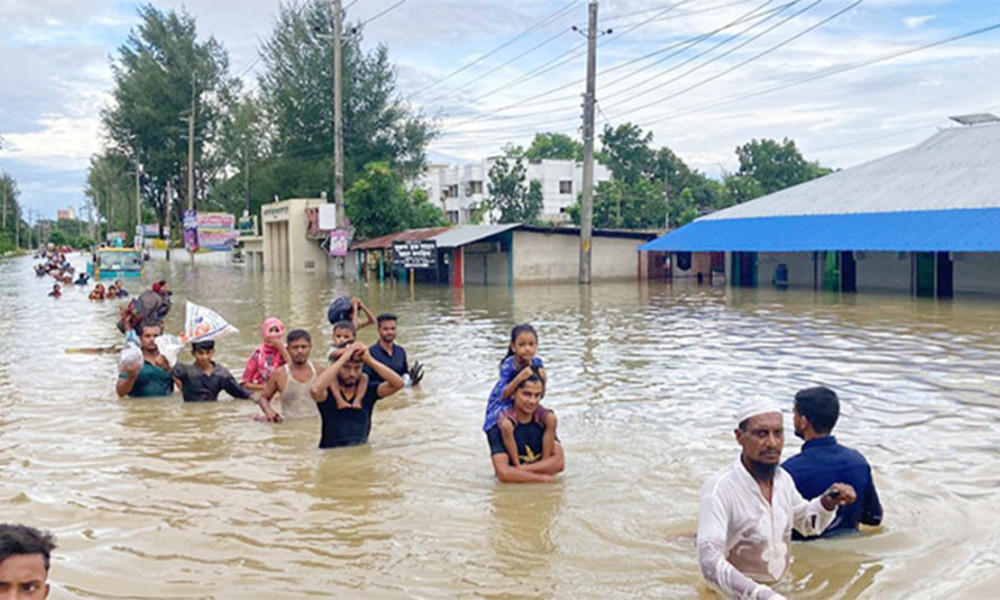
[483,126,831,229]
[88,2,443,244]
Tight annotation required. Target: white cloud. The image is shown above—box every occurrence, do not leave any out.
[904,15,937,28]
[3,114,104,171]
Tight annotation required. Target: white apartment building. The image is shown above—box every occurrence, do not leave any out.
[416,158,612,224]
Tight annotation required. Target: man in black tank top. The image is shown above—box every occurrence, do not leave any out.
[310,340,404,448]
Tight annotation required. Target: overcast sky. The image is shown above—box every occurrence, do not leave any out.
[1,0,998,219]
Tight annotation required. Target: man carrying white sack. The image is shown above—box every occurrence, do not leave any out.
[697,400,858,600]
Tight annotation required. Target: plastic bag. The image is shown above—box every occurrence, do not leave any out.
[155,334,184,367]
[184,301,239,342]
[117,345,143,373]
[327,296,352,324]
[153,302,239,367]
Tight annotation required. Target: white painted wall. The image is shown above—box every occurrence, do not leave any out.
[416,159,611,225]
[512,231,642,283]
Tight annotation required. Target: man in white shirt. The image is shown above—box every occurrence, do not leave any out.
[697,400,858,600]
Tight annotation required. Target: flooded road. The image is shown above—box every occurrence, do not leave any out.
[2,253,1000,599]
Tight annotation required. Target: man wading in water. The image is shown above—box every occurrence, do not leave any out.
[116,323,174,398]
[697,401,858,600]
[310,340,403,448]
[256,329,319,422]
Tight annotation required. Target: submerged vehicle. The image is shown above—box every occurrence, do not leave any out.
[87,247,143,280]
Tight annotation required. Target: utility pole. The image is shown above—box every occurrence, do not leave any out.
[333,0,345,230]
[578,0,598,284]
[664,162,670,230]
[186,71,197,265]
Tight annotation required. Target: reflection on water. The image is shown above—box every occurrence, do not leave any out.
[2,254,1000,598]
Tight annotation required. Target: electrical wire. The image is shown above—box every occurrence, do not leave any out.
[636,20,1000,129]
[405,0,582,100]
[357,0,407,28]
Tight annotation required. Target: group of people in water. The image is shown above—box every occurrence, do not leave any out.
[6,268,886,599]
[111,286,564,483]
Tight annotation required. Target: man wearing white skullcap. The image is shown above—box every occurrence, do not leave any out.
[696,399,857,599]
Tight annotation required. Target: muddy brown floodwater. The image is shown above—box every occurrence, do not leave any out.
[2,254,1000,599]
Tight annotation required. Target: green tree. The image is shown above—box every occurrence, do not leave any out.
[257,1,435,199]
[486,157,542,224]
[599,123,655,185]
[568,122,723,228]
[734,138,832,196]
[85,151,145,241]
[0,173,25,253]
[345,161,445,240]
[523,132,583,162]
[211,94,269,216]
[101,3,238,242]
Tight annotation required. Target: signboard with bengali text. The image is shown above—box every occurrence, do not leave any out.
[392,240,437,269]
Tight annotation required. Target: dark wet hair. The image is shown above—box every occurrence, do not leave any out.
[377,313,397,325]
[192,340,215,352]
[515,373,544,391]
[140,322,162,335]
[794,386,840,434]
[0,524,56,571]
[333,320,356,334]
[287,329,311,344]
[502,323,538,364]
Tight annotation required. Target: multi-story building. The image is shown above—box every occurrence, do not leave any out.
[56,207,76,221]
[416,158,612,224]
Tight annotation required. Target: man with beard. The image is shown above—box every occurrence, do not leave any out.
[364,313,423,386]
[310,340,403,448]
[697,401,858,600]
[256,329,320,422]
[783,386,883,539]
[116,323,174,398]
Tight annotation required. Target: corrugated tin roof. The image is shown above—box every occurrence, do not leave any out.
[702,123,1000,221]
[351,227,452,250]
[638,208,1000,252]
[429,224,520,248]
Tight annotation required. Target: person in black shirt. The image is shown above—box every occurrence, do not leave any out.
[310,340,404,448]
[364,313,422,385]
[172,340,253,403]
[487,374,564,483]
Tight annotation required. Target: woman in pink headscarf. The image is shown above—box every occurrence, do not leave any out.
[241,317,290,391]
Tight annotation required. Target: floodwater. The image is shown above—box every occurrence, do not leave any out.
[2,253,1000,599]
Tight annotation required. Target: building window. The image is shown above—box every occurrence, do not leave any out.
[466,180,483,195]
[559,180,572,194]
[446,210,459,224]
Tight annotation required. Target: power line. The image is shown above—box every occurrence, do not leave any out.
[436,0,779,129]
[358,0,407,28]
[406,0,582,100]
[637,20,1000,129]
[423,28,575,106]
[598,0,800,104]
[439,1,698,128]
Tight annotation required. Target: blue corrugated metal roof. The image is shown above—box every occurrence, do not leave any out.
[638,208,1000,252]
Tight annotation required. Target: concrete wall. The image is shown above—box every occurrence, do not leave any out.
[464,248,510,286]
[260,199,329,273]
[511,230,643,283]
[758,252,817,289]
[856,251,912,294]
[954,252,1000,296]
[147,247,233,265]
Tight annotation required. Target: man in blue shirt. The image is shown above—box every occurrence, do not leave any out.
[783,386,883,539]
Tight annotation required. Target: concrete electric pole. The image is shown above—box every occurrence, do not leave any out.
[333,0,345,230]
[186,72,197,265]
[579,1,598,284]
